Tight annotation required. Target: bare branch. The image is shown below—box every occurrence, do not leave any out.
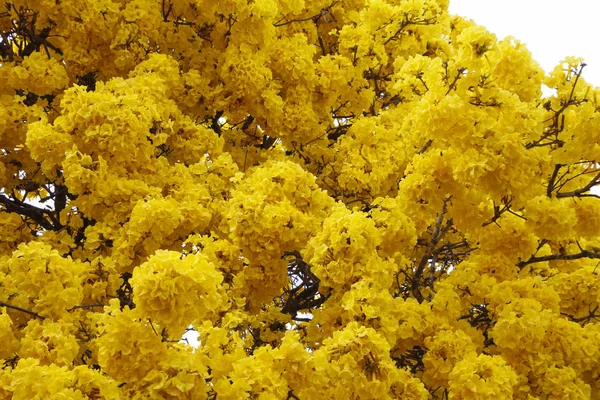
[0,193,55,231]
[417,139,433,154]
[527,63,587,150]
[273,1,339,27]
[384,15,437,45]
[445,67,466,95]
[67,303,105,312]
[0,301,46,320]
[556,171,600,198]
[561,305,600,326]
[547,164,564,197]
[517,249,600,268]
[411,197,453,302]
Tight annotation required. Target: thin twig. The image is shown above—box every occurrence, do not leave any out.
[556,171,600,198]
[411,197,453,302]
[547,164,563,197]
[417,139,433,154]
[68,303,104,312]
[0,301,46,319]
[517,249,600,268]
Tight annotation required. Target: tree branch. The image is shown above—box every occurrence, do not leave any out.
[547,164,564,197]
[273,1,339,27]
[0,301,46,319]
[556,171,600,198]
[67,303,105,312]
[411,197,453,302]
[517,249,600,268]
[0,193,55,231]
[417,139,433,154]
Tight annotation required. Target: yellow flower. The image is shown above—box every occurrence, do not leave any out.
[448,353,518,399]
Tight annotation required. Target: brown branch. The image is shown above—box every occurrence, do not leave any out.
[417,139,433,154]
[274,13,320,27]
[416,71,429,92]
[547,164,564,197]
[556,171,600,198]
[287,391,301,400]
[0,301,46,319]
[481,196,525,227]
[568,63,586,105]
[384,16,437,45]
[161,0,173,22]
[527,63,587,150]
[273,1,339,27]
[280,251,326,318]
[551,164,597,195]
[411,197,453,302]
[517,249,600,268]
[0,193,55,230]
[562,305,599,325]
[445,67,466,95]
[429,253,437,292]
[67,303,104,312]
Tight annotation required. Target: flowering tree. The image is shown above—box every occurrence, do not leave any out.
[1,0,599,398]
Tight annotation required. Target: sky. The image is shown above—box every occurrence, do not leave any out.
[448,0,600,87]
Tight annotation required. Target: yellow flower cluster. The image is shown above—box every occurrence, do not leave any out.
[448,353,518,399]
[0,242,88,321]
[1,0,600,397]
[130,250,227,335]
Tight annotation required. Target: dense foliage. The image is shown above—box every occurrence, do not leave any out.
[1,0,600,398]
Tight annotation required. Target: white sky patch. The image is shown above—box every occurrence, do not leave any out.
[449,0,600,87]
[181,326,200,348]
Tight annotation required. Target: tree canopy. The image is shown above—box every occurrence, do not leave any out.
[1,0,600,398]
